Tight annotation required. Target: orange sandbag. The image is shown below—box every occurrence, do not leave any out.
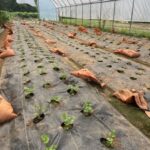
[67,32,77,39]
[78,26,88,33]
[114,49,140,58]
[51,47,65,56]
[80,40,97,47]
[94,28,102,35]
[88,40,97,47]
[0,47,15,58]
[45,39,56,44]
[113,89,150,118]
[113,89,133,103]
[6,35,13,43]
[71,68,106,87]
[0,95,17,123]
[122,37,137,44]
[37,33,43,38]
[3,24,13,34]
[3,39,12,49]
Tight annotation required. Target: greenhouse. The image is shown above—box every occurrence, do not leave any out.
[0,0,150,150]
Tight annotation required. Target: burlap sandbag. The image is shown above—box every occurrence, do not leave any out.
[45,39,56,44]
[113,89,150,118]
[71,68,105,87]
[50,47,65,56]
[0,47,15,58]
[94,28,102,35]
[114,49,140,58]
[67,32,77,39]
[0,95,17,123]
[78,26,88,33]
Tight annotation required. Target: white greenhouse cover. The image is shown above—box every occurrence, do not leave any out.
[16,0,150,22]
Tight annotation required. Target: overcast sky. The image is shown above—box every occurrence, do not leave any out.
[16,0,36,6]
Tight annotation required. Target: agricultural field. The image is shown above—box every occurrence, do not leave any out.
[0,20,150,150]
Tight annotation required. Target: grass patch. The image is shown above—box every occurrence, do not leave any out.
[60,17,150,39]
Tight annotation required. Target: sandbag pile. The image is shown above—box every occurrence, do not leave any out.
[114,49,140,58]
[71,68,106,88]
[113,89,150,118]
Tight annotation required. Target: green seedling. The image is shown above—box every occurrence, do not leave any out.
[52,63,60,71]
[24,86,34,99]
[82,101,93,116]
[101,130,116,148]
[41,134,49,144]
[50,96,61,104]
[34,104,47,117]
[61,113,75,130]
[45,145,57,150]
[106,130,116,148]
[67,84,79,95]
[59,73,67,80]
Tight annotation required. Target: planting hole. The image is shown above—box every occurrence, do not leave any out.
[43,83,51,88]
[117,69,124,73]
[24,86,34,99]
[130,77,137,80]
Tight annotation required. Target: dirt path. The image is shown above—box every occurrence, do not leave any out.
[0,21,150,150]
